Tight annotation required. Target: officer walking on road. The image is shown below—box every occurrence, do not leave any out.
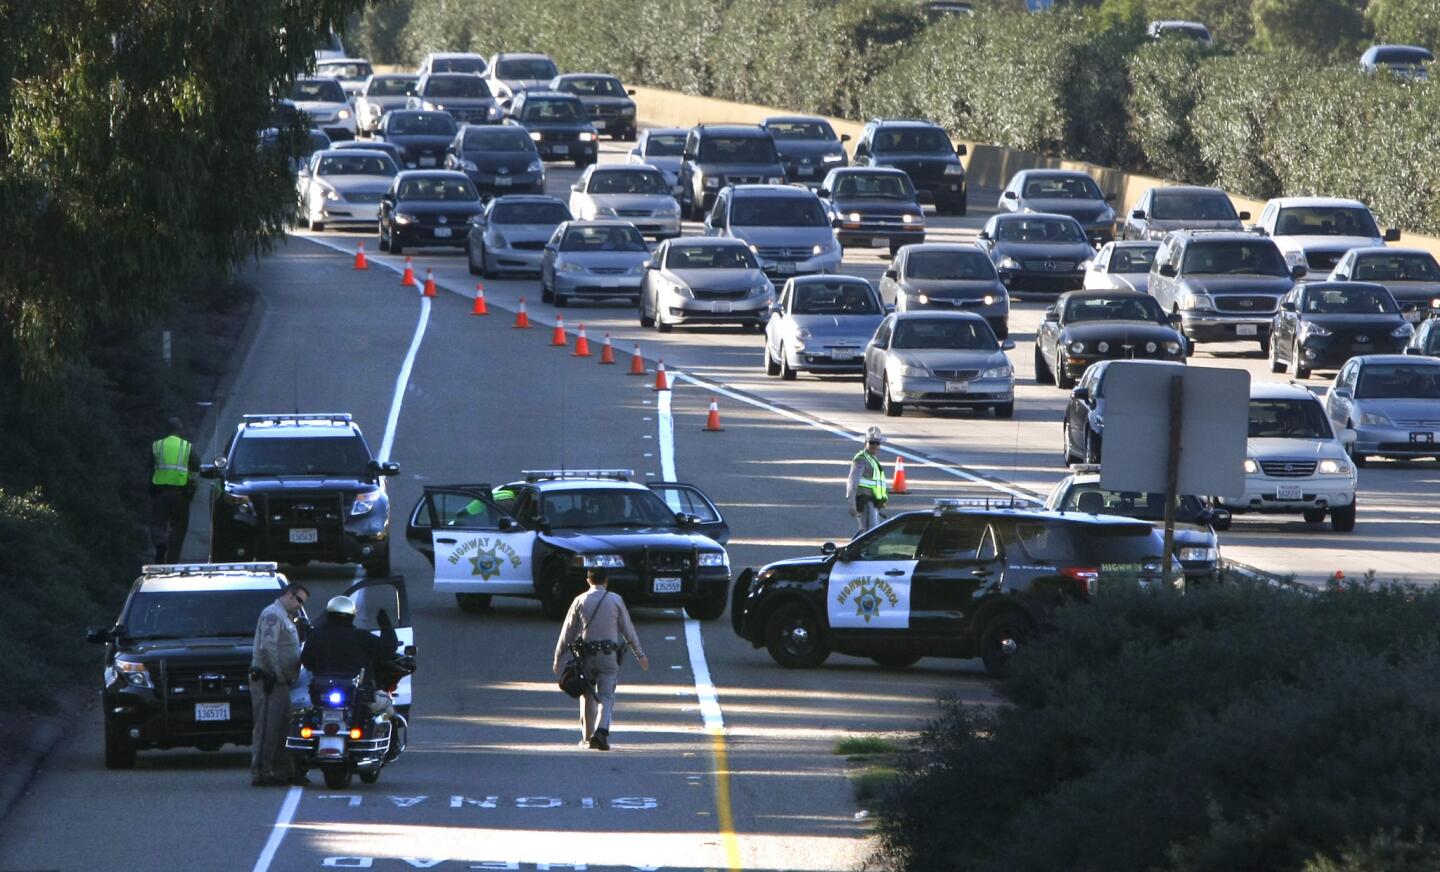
[552,568,649,751]
[149,416,200,563]
[846,427,889,533]
[250,582,308,786]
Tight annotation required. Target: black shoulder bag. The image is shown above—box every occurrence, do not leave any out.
[558,592,608,699]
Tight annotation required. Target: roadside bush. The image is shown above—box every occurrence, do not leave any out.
[1127,40,1216,182]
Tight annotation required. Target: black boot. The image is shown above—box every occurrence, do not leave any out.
[588,728,609,751]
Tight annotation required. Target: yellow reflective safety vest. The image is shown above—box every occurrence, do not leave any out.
[853,450,887,502]
[151,436,194,487]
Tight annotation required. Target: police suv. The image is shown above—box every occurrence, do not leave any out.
[406,470,731,620]
[732,499,1177,676]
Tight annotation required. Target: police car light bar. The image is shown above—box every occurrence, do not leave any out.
[521,468,634,482]
[932,495,1043,512]
[142,562,280,576]
[241,413,353,425]
[1068,463,1102,475]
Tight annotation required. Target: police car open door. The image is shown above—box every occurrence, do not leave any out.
[342,575,414,711]
[648,482,730,544]
[826,515,930,633]
[407,486,535,598]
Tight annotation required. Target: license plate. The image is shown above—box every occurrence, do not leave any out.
[433,227,452,238]
[289,528,318,544]
[418,156,437,167]
[797,166,814,177]
[1276,484,1303,500]
[594,120,607,129]
[830,348,856,360]
[1236,324,1258,336]
[494,176,512,187]
[318,736,345,757]
[600,278,621,288]
[776,262,796,275]
[871,237,888,247]
[653,577,682,594]
[713,301,732,313]
[945,381,969,393]
[195,702,230,722]
[1411,432,1435,444]
[549,145,570,156]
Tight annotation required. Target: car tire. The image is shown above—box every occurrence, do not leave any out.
[779,346,797,381]
[359,770,381,785]
[1269,337,1286,373]
[311,220,326,232]
[1056,358,1075,390]
[104,717,136,770]
[1063,422,1076,464]
[883,379,903,417]
[1258,335,1270,356]
[467,246,482,276]
[363,554,390,577]
[541,278,554,304]
[1331,502,1357,532]
[1303,507,1327,524]
[378,230,389,253]
[1084,429,1102,464]
[555,293,568,308]
[994,402,1014,419]
[870,652,922,669]
[390,237,403,255]
[1034,345,1054,385]
[763,602,831,669]
[863,376,883,411]
[657,316,673,333]
[1291,340,1310,379]
[684,594,727,621]
[321,763,353,789]
[765,346,780,376]
[639,296,655,328]
[539,563,574,621]
[979,610,1032,678]
[455,593,493,613]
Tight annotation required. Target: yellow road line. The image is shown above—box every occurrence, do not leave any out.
[709,728,743,871]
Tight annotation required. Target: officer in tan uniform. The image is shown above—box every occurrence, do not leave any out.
[250,582,308,785]
[552,568,649,750]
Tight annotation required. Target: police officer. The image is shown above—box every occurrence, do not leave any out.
[251,582,308,786]
[552,568,648,751]
[149,417,200,563]
[455,487,516,522]
[301,595,400,722]
[846,427,888,532]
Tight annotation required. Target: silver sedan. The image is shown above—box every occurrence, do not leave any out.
[862,311,1016,418]
[539,220,651,307]
[1083,241,1160,293]
[297,149,398,230]
[765,275,886,379]
[466,195,572,277]
[640,238,773,332]
[1324,355,1440,465]
[569,164,682,239]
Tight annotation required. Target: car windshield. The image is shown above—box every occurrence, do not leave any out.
[521,99,581,121]
[492,201,571,224]
[833,173,913,199]
[397,176,479,201]
[1353,253,1440,281]
[560,225,648,252]
[1181,241,1290,276]
[666,245,757,270]
[891,318,997,350]
[124,589,281,639]
[1275,206,1381,238]
[1356,363,1440,399]
[431,57,487,74]
[1061,486,1206,523]
[1022,174,1103,200]
[498,58,559,79]
[1373,46,1432,64]
[792,282,879,315]
[1303,286,1397,314]
[367,77,415,96]
[388,113,456,135]
[317,154,396,176]
[425,76,491,99]
[1110,245,1159,273]
[319,62,373,80]
[1149,192,1238,221]
[1064,295,1165,322]
[588,170,669,195]
[995,217,1087,243]
[906,250,993,280]
[559,76,626,97]
[1248,398,1333,439]
[644,134,685,157]
[291,80,347,103]
[766,120,836,141]
[731,196,827,227]
[699,136,778,163]
[229,435,372,476]
[872,128,951,154]
[463,128,534,151]
[540,488,678,529]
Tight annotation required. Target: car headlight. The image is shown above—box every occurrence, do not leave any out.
[822,153,844,164]
[115,659,153,688]
[1096,341,1111,353]
[794,328,813,341]
[1182,291,1214,312]
[998,256,1019,270]
[847,211,862,223]
[1302,322,1332,337]
[982,294,995,306]
[224,491,254,515]
[943,165,963,176]
[579,554,625,568]
[766,176,785,184]
[527,159,544,173]
[529,131,543,141]
[1178,546,1218,563]
[704,177,720,189]
[1360,410,1394,427]
[916,293,930,305]
[1144,341,1158,353]
[459,159,478,172]
[337,109,351,120]
[811,242,832,257]
[671,282,694,298]
[698,551,729,567]
[1068,341,1085,355]
[981,364,1013,379]
[1164,341,1182,354]
[578,131,597,142]
[901,213,919,224]
[351,488,382,516]
[322,188,341,201]
[490,233,509,249]
[898,364,929,378]
[1393,323,1415,338]
[560,261,587,273]
[1318,458,1352,476]
[1243,458,1260,474]
[393,212,417,225]
[621,106,636,116]
[423,102,441,111]
[751,282,770,297]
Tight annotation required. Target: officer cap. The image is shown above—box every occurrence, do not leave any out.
[326,595,357,616]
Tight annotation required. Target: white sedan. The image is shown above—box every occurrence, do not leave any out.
[568,164,682,240]
[1083,240,1160,293]
[297,149,398,231]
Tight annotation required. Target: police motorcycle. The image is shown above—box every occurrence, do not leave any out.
[286,577,416,789]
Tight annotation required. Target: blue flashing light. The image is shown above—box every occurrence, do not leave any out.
[327,689,345,706]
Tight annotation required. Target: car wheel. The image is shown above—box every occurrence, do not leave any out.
[994,402,1014,419]
[639,295,655,328]
[104,716,136,770]
[467,245,482,276]
[871,652,922,669]
[1063,422,1077,464]
[1269,335,1286,373]
[1084,429,1102,463]
[1291,340,1310,379]
[765,345,780,376]
[555,293,568,308]
[390,236,403,255]
[455,593,493,613]
[541,278,554,304]
[1331,502,1357,532]
[684,594,726,621]
[779,345,797,380]
[1056,359,1075,390]
[657,315,673,333]
[1303,507,1326,523]
[863,374,883,410]
[321,763,354,789]
[359,770,381,785]
[1034,345,1054,385]
[539,560,575,621]
[979,610,1032,678]
[1348,434,1368,469]
[1258,334,1270,356]
[883,377,903,417]
[763,602,831,668]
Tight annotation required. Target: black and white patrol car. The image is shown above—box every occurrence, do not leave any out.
[732,500,1178,676]
[406,470,731,620]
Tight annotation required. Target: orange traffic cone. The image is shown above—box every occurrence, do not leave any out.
[422,268,437,298]
[891,455,909,494]
[654,360,670,391]
[400,257,416,287]
[471,284,488,315]
[353,242,369,270]
[551,315,568,347]
[703,397,724,432]
[628,344,646,375]
[598,333,616,364]
[572,324,592,357]
[514,297,530,328]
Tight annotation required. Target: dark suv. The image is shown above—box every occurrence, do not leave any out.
[852,119,968,215]
[676,124,787,220]
[86,562,305,768]
[202,414,400,575]
[732,501,1176,676]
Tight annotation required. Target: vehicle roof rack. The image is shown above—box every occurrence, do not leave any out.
[522,468,634,483]
[241,413,353,426]
[142,562,280,576]
[1068,463,1102,475]
[932,494,1043,514]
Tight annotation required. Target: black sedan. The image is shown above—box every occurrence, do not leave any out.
[506,92,598,168]
[1269,281,1413,378]
[1035,290,1187,389]
[977,212,1095,297]
[374,110,459,170]
[444,123,545,197]
[819,167,926,256]
[379,171,484,255]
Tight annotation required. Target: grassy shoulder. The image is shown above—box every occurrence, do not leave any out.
[836,735,906,807]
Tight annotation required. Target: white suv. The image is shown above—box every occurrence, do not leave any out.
[1217,381,1358,532]
[1253,196,1400,278]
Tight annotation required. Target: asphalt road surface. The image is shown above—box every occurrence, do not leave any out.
[4,136,1437,872]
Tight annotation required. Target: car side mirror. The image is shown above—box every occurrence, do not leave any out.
[627,89,636,96]
[1280,300,1296,311]
[86,627,110,644]
[1238,210,1252,222]
[1158,264,1177,278]
[1167,312,1182,326]
[976,230,990,241]
[883,268,897,280]
[643,259,657,270]
[1340,428,1358,446]
[817,188,830,198]
[1043,308,1059,322]
[998,269,1014,285]
[884,303,896,314]
[1001,339,1015,350]
[831,217,844,229]
[1385,228,1402,242]
[955,144,967,157]
[382,193,395,203]
[820,541,837,555]
[1332,386,1352,399]
[1207,507,1232,531]
[1130,209,1146,220]
[675,513,698,528]
[498,516,519,532]
[1071,386,1090,402]
[570,183,581,192]
[840,134,852,143]
[1406,346,1424,355]
[200,463,218,479]
[1291,264,1308,280]
[1334,272,1349,281]
[1002,191,1017,200]
[535,514,552,533]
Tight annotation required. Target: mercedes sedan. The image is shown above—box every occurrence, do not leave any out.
[765,275,884,379]
[862,311,1015,418]
[998,170,1118,244]
[977,213,1095,297]
[640,237,773,332]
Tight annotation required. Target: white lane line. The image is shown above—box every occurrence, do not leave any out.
[251,786,302,872]
[657,388,677,481]
[684,618,725,731]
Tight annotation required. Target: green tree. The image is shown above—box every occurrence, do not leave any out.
[1147,0,1258,45]
[1364,0,1440,49]
[1251,0,1368,58]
